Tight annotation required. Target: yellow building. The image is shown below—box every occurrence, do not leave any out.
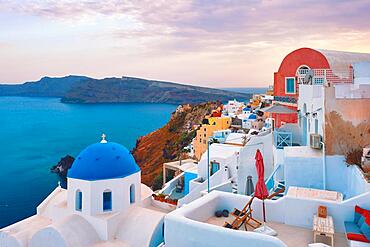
[193,116,231,160]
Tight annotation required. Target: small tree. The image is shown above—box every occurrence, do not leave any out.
[345,148,362,167]
[152,173,164,191]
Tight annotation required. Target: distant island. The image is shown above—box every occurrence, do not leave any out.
[0,75,252,104]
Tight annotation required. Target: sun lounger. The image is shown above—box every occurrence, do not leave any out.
[223,196,261,230]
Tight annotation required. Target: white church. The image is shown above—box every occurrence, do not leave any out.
[0,135,167,247]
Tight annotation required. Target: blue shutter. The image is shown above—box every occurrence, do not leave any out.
[75,191,82,211]
[286,78,295,93]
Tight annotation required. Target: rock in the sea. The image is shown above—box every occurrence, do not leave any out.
[51,155,75,178]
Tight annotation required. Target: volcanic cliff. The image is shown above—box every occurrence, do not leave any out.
[132,102,220,190]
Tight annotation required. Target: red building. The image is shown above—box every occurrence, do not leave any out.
[272,47,360,127]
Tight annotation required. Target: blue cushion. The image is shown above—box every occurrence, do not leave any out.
[360,219,370,241]
[355,205,364,224]
[355,211,363,224]
[345,221,362,235]
[358,216,366,228]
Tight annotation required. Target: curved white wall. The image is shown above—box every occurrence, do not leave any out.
[0,232,23,247]
[30,215,100,247]
[29,227,68,247]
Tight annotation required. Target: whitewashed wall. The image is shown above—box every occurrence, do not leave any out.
[238,132,274,194]
[298,84,324,144]
[165,192,286,247]
[67,172,141,217]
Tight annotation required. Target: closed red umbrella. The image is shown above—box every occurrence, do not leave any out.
[254,149,268,223]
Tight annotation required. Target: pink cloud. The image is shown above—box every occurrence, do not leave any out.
[1,0,370,86]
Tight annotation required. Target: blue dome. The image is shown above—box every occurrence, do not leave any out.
[68,142,140,181]
[243,107,251,111]
[248,114,257,120]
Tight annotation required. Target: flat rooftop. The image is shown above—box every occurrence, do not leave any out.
[206,215,347,247]
[163,159,197,172]
[284,146,322,158]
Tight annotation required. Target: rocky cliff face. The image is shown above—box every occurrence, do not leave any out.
[132,102,220,189]
[61,77,250,104]
[0,76,89,97]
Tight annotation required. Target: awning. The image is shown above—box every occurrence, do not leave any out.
[260,104,296,114]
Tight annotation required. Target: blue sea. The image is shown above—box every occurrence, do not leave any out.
[0,97,176,228]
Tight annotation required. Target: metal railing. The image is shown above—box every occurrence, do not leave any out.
[297,68,353,85]
[274,131,292,149]
[265,164,283,192]
[274,96,297,104]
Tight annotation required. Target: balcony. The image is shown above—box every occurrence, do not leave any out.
[297,68,353,85]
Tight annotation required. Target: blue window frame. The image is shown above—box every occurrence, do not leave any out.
[103,191,112,211]
[285,78,295,94]
[75,190,82,211]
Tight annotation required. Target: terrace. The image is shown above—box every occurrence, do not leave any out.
[165,191,369,247]
[206,216,346,246]
[271,121,370,200]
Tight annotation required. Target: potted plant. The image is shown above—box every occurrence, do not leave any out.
[157,193,166,202]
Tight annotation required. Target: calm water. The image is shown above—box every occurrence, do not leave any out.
[0,97,176,228]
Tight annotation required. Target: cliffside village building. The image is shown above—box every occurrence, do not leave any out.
[192,115,231,160]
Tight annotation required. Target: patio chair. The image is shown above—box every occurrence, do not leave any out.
[175,180,184,193]
[223,196,262,230]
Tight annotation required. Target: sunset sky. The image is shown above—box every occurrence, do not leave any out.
[1,0,370,87]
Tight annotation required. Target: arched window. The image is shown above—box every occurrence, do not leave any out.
[75,190,82,211]
[130,184,135,204]
[103,190,112,211]
[296,65,311,84]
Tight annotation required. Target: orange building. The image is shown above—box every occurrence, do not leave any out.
[193,116,231,160]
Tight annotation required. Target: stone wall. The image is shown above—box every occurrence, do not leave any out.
[324,85,370,156]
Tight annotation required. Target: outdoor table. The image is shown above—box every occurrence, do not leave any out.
[313,215,334,246]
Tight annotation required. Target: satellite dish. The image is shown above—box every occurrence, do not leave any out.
[304,70,314,84]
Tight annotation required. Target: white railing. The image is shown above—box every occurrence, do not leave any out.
[36,186,63,215]
[200,180,233,196]
[159,173,184,195]
[265,164,283,193]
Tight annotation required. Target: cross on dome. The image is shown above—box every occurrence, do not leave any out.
[101,133,107,143]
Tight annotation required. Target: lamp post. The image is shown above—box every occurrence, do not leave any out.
[207,137,214,193]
